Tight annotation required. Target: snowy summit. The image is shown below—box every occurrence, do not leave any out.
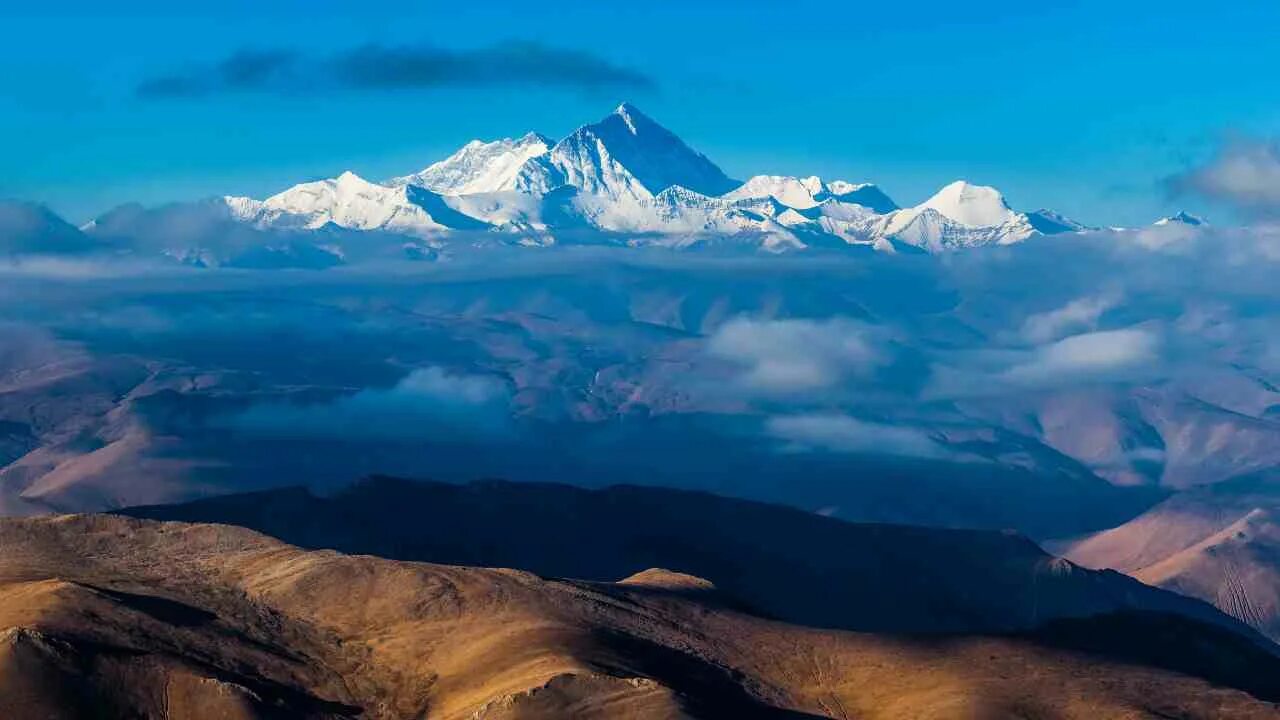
[139,104,1100,255]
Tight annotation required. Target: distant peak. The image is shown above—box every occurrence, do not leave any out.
[517,131,553,146]
[1154,210,1208,227]
[920,180,1016,227]
[332,170,382,192]
[928,180,1008,205]
[613,102,645,133]
[935,179,1001,197]
[609,102,661,136]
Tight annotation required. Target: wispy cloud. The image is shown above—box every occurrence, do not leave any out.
[1001,328,1160,386]
[227,366,512,440]
[765,414,951,459]
[927,328,1163,399]
[1169,138,1280,217]
[137,42,656,99]
[1020,293,1121,344]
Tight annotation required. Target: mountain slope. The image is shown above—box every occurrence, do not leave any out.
[1,512,1276,718]
[388,133,553,195]
[121,476,1260,640]
[878,181,1040,250]
[519,103,738,199]
[1061,474,1280,642]
[226,171,492,237]
[723,175,828,209]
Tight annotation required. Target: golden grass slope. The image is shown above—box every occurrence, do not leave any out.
[0,514,1274,719]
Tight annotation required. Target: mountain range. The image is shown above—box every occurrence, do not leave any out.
[1,479,1275,719]
[118,476,1258,640]
[221,103,1088,254]
[2,103,1219,267]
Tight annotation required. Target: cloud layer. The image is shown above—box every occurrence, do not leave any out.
[137,42,655,99]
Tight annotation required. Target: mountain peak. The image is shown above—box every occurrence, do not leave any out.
[1026,208,1090,234]
[517,131,554,146]
[535,103,737,198]
[723,175,824,209]
[921,180,1016,227]
[826,182,899,214]
[391,134,553,195]
[1155,211,1208,227]
[609,101,658,136]
[335,170,387,191]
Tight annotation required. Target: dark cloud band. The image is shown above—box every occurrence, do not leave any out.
[137,42,655,99]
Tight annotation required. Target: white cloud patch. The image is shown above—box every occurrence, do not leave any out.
[1002,328,1161,387]
[1172,139,1280,216]
[928,328,1163,399]
[766,413,949,459]
[705,317,885,395]
[1021,294,1121,344]
[230,366,511,440]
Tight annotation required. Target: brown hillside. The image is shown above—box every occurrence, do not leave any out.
[0,514,1275,719]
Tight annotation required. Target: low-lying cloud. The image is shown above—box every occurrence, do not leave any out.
[766,414,950,459]
[1003,328,1161,386]
[137,42,655,99]
[1020,294,1121,344]
[928,328,1163,398]
[228,366,512,440]
[705,317,886,396]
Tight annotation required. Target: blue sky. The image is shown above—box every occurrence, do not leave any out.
[5,0,1279,225]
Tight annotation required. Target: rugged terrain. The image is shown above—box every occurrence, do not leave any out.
[121,476,1249,638]
[1,512,1278,719]
[1061,473,1280,643]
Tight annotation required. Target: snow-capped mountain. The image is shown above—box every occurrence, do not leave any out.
[1026,208,1092,234]
[825,182,900,214]
[721,175,901,216]
[876,181,1042,251]
[226,171,488,237]
[724,175,827,209]
[204,103,1089,255]
[516,103,739,200]
[1155,211,1209,227]
[387,133,552,195]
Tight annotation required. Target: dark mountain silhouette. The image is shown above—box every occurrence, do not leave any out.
[121,476,1267,643]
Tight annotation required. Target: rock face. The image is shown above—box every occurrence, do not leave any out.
[0,511,1278,719]
[1061,473,1280,643]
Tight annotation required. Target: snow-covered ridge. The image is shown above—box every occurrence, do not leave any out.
[205,103,1095,254]
[1155,211,1209,227]
[387,132,552,196]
